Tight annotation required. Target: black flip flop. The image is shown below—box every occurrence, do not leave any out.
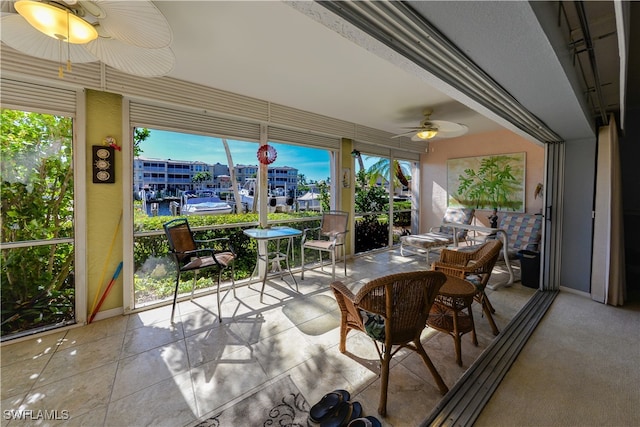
[320,401,362,427]
[309,389,351,423]
[347,416,382,427]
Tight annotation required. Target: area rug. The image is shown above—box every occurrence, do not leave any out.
[194,375,311,427]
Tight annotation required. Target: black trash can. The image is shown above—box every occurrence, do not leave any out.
[517,250,540,288]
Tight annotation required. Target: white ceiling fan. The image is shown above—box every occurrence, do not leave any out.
[0,0,174,78]
[392,108,469,141]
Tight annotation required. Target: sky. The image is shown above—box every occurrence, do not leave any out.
[138,128,393,183]
[138,128,332,182]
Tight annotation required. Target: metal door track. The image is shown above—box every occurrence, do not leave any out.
[422,290,559,427]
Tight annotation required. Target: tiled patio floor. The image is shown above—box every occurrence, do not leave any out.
[0,249,534,426]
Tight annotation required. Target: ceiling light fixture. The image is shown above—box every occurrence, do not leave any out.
[4,0,175,78]
[14,0,98,77]
[15,0,98,43]
[415,129,438,140]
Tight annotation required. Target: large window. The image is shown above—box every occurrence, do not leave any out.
[130,128,332,310]
[353,153,414,254]
[1,110,76,340]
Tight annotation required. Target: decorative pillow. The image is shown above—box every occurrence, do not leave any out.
[498,213,543,252]
[465,274,483,290]
[440,207,475,239]
[360,309,386,342]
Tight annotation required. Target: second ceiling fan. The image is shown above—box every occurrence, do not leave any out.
[393,108,468,141]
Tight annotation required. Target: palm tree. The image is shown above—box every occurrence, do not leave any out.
[191,171,211,190]
[222,139,242,212]
[297,173,309,194]
[354,151,366,173]
[366,158,410,189]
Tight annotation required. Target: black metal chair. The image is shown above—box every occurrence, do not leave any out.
[163,218,235,323]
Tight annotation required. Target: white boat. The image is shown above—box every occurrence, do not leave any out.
[181,194,233,215]
[238,179,290,212]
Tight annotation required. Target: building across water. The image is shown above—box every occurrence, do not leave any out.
[133,156,299,198]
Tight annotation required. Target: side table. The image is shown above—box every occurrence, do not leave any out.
[427,275,477,366]
[243,226,302,302]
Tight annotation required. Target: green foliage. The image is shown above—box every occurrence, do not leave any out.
[317,181,331,212]
[297,173,309,194]
[393,201,411,227]
[192,171,212,184]
[352,164,412,253]
[354,217,388,252]
[353,168,394,253]
[132,211,320,304]
[355,171,388,214]
[456,155,521,210]
[133,127,150,157]
[1,109,75,336]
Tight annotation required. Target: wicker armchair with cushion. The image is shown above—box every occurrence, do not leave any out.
[330,271,449,416]
[432,239,503,335]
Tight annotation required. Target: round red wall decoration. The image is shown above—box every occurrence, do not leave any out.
[257,144,277,165]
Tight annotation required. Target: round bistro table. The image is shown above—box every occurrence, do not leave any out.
[427,275,477,366]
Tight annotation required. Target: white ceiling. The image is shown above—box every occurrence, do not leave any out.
[2,0,620,143]
[155,1,505,141]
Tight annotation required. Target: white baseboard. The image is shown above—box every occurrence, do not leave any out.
[89,306,125,323]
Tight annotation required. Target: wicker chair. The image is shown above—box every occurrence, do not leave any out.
[432,239,503,335]
[163,218,236,323]
[301,210,349,280]
[330,271,449,416]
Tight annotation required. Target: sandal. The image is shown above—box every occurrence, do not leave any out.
[348,416,382,427]
[320,401,362,427]
[309,389,351,423]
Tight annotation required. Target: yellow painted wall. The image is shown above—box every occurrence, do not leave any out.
[340,138,354,256]
[86,90,124,317]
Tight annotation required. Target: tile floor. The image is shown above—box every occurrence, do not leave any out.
[0,249,535,427]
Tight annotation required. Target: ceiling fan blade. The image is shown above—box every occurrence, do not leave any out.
[392,130,419,139]
[437,124,468,137]
[86,37,174,77]
[399,107,470,141]
[430,120,465,132]
[1,14,98,63]
[93,0,172,49]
